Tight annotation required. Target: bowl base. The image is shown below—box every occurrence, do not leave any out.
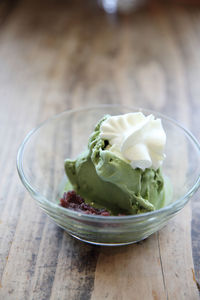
[68,232,147,246]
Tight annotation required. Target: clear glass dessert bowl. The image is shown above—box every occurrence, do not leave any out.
[17,105,200,246]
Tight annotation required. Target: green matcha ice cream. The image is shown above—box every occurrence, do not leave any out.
[64,113,166,215]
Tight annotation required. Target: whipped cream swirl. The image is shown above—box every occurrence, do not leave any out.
[100,112,166,170]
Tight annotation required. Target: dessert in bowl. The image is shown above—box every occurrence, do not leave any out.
[17,105,200,245]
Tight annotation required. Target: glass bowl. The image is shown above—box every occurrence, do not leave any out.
[17,105,200,246]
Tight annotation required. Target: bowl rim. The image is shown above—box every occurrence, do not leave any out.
[16,104,200,222]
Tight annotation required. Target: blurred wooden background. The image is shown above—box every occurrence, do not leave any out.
[0,0,200,299]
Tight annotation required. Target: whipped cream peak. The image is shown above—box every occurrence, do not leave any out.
[100,112,166,170]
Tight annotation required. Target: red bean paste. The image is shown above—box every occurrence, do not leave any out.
[60,191,111,216]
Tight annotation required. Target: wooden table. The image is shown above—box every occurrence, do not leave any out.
[0,0,200,299]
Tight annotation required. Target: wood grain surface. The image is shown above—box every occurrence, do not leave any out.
[0,0,200,299]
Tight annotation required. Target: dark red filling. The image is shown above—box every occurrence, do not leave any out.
[60,191,111,216]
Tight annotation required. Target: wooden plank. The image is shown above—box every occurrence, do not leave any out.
[91,234,167,300]
[0,0,17,27]
[167,5,200,285]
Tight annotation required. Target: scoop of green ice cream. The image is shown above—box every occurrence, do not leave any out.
[64,116,165,215]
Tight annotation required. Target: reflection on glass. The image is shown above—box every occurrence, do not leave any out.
[100,0,147,14]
